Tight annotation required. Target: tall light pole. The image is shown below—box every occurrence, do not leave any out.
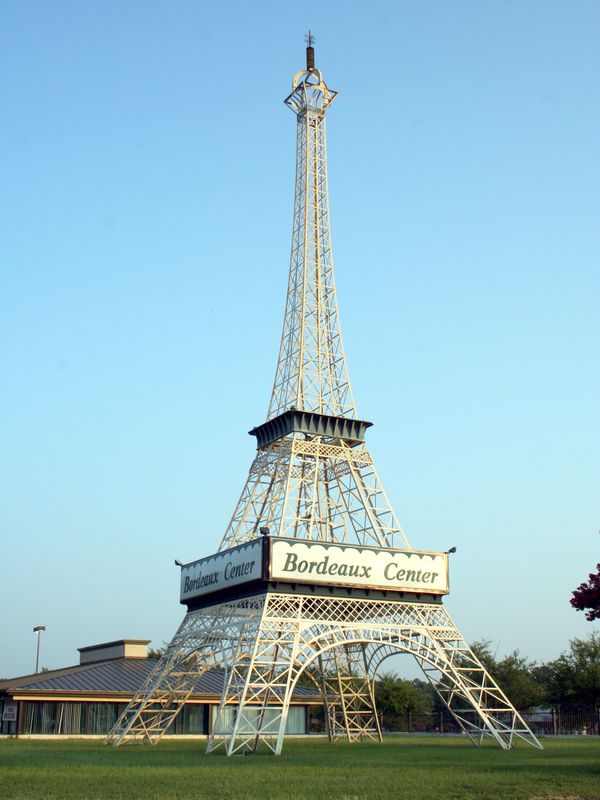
[33,625,45,673]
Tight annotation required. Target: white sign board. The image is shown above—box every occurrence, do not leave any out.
[270,539,448,595]
[180,538,263,603]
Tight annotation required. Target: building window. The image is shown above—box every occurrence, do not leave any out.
[23,702,57,734]
[210,705,306,735]
[177,704,206,734]
[21,702,126,735]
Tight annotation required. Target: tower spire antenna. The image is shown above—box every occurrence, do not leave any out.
[305,30,315,70]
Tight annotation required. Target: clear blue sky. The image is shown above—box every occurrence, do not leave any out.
[1,0,599,678]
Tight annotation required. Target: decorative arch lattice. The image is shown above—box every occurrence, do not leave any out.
[108,593,542,754]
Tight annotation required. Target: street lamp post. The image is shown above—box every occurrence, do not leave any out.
[33,626,46,673]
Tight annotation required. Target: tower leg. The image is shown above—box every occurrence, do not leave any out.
[417,609,542,749]
[319,643,381,743]
[106,597,265,746]
[208,595,302,755]
[362,605,542,750]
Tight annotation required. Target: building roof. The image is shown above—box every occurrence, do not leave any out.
[0,658,318,701]
[78,639,150,654]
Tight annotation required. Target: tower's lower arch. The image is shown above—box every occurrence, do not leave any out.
[107,592,542,754]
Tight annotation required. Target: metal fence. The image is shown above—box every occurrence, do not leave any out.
[384,710,600,736]
[308,709,600,737]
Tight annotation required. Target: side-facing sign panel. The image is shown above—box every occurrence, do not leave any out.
[180,538,263,603]
[269,539,448,595]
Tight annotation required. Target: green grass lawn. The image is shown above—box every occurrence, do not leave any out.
[0,737,598,800]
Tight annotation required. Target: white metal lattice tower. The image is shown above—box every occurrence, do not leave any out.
[106,39,542,755]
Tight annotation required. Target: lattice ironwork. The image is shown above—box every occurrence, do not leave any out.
[320,643,382,743]
[220,435,407,550]
[106,42,541,755]
[107,592,541,753]
[218,45,406,552]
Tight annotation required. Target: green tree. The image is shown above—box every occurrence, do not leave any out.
[494,651,543,710]
[375,673,434,717]
[538,633,600,711]
[147,645,167,660]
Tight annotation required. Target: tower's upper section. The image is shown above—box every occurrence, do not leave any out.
[284,35,337,114]
[267,39,355,421]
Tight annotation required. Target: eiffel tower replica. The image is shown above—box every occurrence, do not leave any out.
[107,37,541,755]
